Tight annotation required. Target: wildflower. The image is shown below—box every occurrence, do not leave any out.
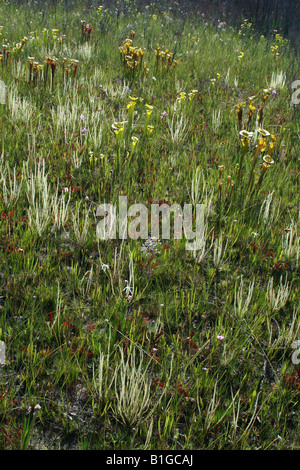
[79,114,85,120]
[112,121,127,131]
[177,92,187,103]
[267,140,275,154]
[188,89,198,103]
[73,59,79,77]
[239,130,254,149]
[89,151,97,165]
[218,165,224,178]
[262,88,270,101]
[257,128,270,138]
[263,155,274,165]
[239,130,254,138]
[217,335,224,341]
[101,263,109,272]
[258,138,267,153]
[147,125,154,135]
[145,105,153,127]
[217,179,223,198]
[131,136,138,154]
[123,280,133,296]
[160,111,168,119]
[127,101,136,112]
[114,126,124,137]
[236,102,244,131]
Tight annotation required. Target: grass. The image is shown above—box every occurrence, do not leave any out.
[0,0,299,450]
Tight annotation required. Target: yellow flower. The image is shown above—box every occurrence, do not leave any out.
[130,136,138,155]
[114,127,124,141]
[89,151,97,165]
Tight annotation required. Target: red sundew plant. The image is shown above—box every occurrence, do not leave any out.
[153,378,189,398]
